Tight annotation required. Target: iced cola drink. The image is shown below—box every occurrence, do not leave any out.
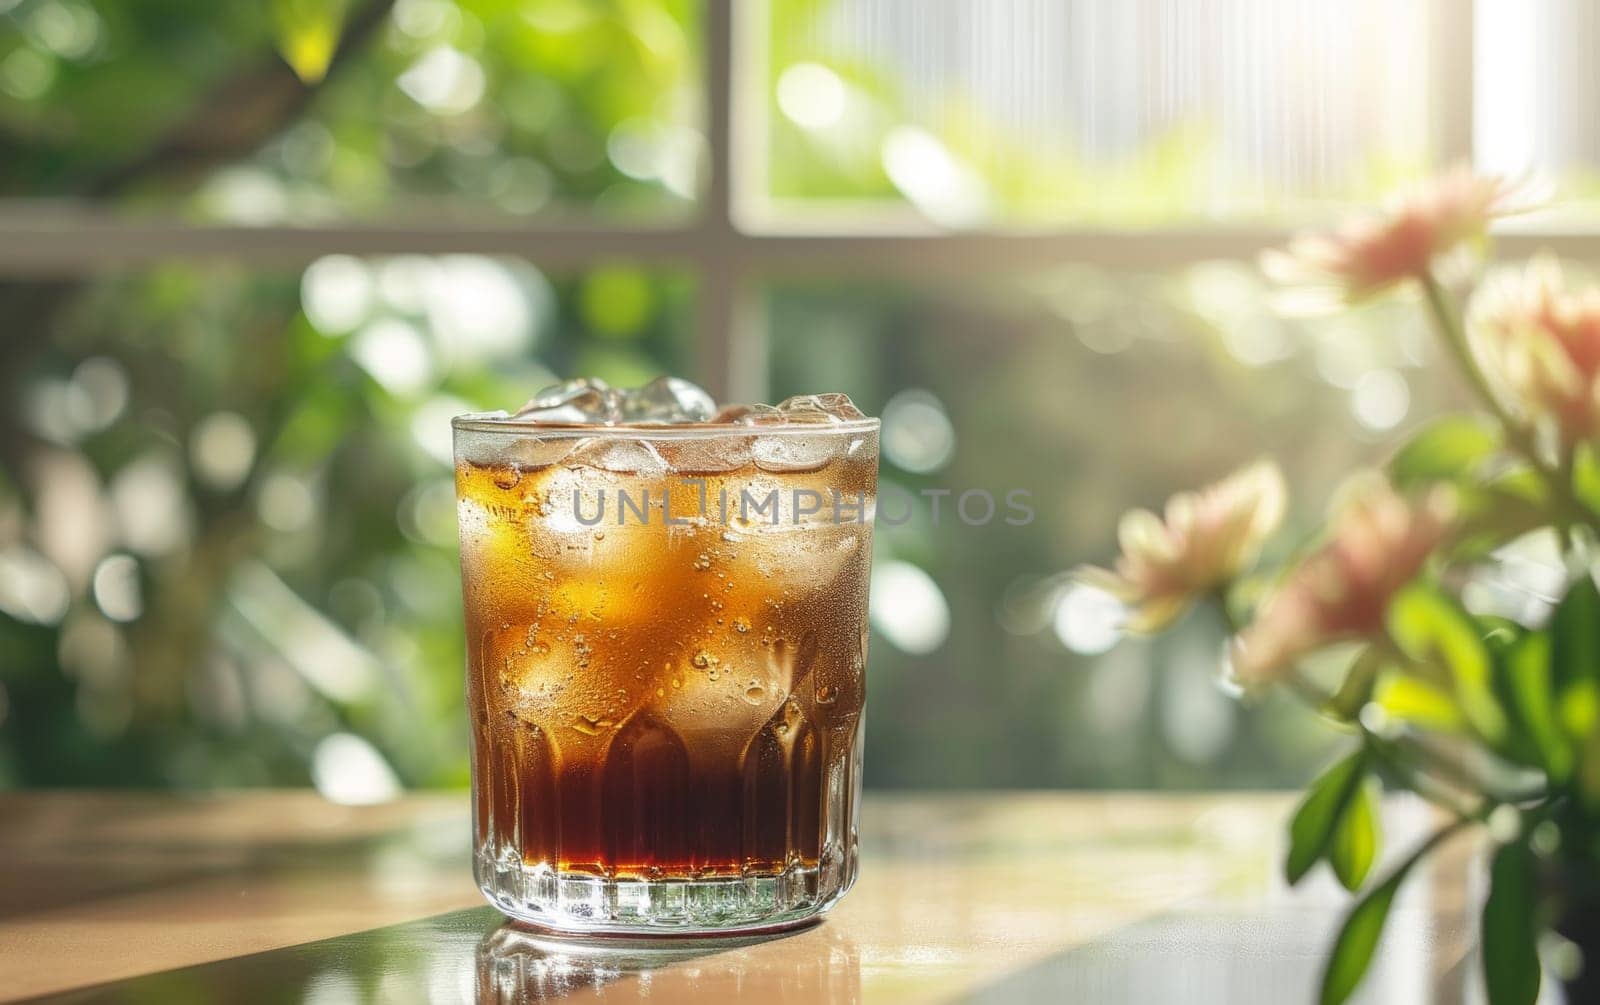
[454,378,878,934]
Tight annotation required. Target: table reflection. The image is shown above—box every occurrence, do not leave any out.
[475,921,861,1003]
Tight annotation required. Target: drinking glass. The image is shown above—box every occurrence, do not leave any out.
[453,412,878,934]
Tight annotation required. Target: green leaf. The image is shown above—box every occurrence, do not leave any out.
[1487,466,1552,508]
[1374,676,1465,732]
[1327,648,1384,721]
[1574,442,1600,517]
[1388,584,1508,745]
[1551,576,1600,805]
[1497,632,1572,782]
[1449,470,1555,560]
[1482,837,1541,1005]
[1550,574,1600,693]
[1327,778,1381,891]
[1319,827,1449,1005]
[1560,681,1600,808]
[1560,680,1600,738]
[1477,615,1526,652]
[1578,730,1600,809]
[1287,750,1366,886]
[1320,868,1404,1005]
[1388,414,1502,489]
[272,0,350,84]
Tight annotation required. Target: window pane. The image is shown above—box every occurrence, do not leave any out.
[763,0,1443,226]
[764,268,1454,787]
[0,1,702,221]
[0,259,691,786]
[1475,0,1600,216]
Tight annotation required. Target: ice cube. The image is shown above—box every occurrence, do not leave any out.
[514,377,624,424]
[656,435,752,473]
[774,393,866,423]
[511,376,718,426]
[714,403,784,426]
[619,376,717,424]
[563,436,669,475]
[648,643,783,739]
[498,379,865,434]
[751,434,836,472]
[498,436,579,471]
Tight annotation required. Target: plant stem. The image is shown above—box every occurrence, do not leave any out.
[1360,726,1486,823]
[1419,272,1531,454]
[1212,587,1242,636]
[1419,271,1599,537]
[1287,666,1334,706]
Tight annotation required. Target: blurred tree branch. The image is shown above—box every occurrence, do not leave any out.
[0,0,395,368]
[86,0,396,198]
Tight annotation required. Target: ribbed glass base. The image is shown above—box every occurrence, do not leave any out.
[475,851,855,936]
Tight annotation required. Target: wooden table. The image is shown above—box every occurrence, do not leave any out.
[0,791,1478,1003]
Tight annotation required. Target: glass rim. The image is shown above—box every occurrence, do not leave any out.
[451,412,881,438]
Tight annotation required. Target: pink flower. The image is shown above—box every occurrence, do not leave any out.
[1078,461,1286,633]
[1262,167,1527,308]
[1469,256,1600,450]
[1230,478,1455,686]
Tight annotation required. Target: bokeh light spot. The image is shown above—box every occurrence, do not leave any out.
[190,411,257,491]
[350,318,434,395]
[777,62,847,130]
[870,560,950,654]
[881,389,956,474]
[312,733,402,806]
[91,553,142,623]
[1351,368,1410,431]
[1052,583,1124,655]
[301,255,375,335]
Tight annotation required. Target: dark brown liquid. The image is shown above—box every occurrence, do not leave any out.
[458,449,875,878]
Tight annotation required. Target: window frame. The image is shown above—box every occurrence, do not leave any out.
[0,0,1591,403]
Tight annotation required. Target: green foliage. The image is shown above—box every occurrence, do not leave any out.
[1551,575,1600,808]
[1451,466,1557,558]
[1387,413,1502,489]
[1497,632,1573,783]
[1383,414,1556,557]
[271,0,350,83]
[1286,749,1368,886]
[1319,861,1406,1005]
[1318,828,1448,1005]
[1325,647,1383,721]
[1573,443,1600,519]
[0,0,709,790]
[1482,835,1543,1005]
[1327,777,1380,892]
[0,0,702,215]
[1372,675,1463,732]
[579,266,657,337]
[1387,583,1507,746]
[0,259,691,787]
[1550,574,1600,694]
